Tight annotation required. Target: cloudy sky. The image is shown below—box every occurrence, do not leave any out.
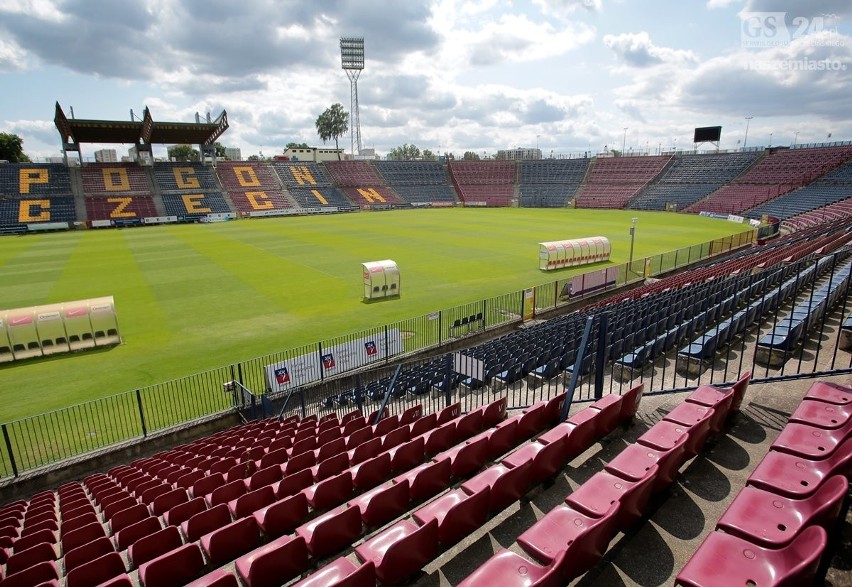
[1,0,850,160]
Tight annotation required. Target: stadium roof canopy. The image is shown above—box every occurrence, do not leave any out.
[54,102,228,148]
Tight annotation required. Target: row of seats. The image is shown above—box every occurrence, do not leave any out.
[81,164,151,196]
[0,164,73,197]
[676,380,852,586]
[459,374,750,585]
[153,163,221,193]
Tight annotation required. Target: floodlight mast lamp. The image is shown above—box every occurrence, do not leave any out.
[628,217,638,277]
[340,37,365,158]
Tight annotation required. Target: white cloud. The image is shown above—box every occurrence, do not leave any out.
[603,32,699,68]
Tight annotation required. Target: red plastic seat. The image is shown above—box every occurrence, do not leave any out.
[566,408,600,453]
[235,534,309,587]
[61,523,103,554]
[788,399,851,429]
[225,460,256,483]
[289,436,318,457]
[349,479,410,527]
[393,458,452,502]
[637,419,692,464]
[457,547,567,587]
[245,465,284,492]
[518,501,621,578]
[312,451,349,481]
[182,503,232,542]
[316,437,347,463]
[663,403,715,457]
[501,439,564,484]
[804,380,852,405]
[675,525,827,587]
[747,438,852,498]
[435,435,489,478]
[348,437,382,467]
[138,483,171,505]
[381,425,410,452]
[275,468,314,498]
[770,421,850,459]
[102,497,138,522]
[207,479,247,508]
[413,486,490,545]
[686,384,734,433]
[482,417,517,459]
[257,448,289,471]
[605,435,689,492]
[728,370,751,412]
[421,421,457,455]
[354,517,439,584]
[252,492,309,539]
[109,503,149,534]
[590,394,623,436]
[65,551,125,587]
[400,404,423,427]
[409,412,437,438]
[618,382,645,424]
[295,504,363,558]
[388,436,425,473]
[138,542,205,587]
[112,516,163,556]
[151,487,189,517]
[0,561,59,587]
[5,541,56,576]
[461,460,531,513]
[351,452,391,489]
[186,569,240,587]
[174,470,206,491]
[191,473,226,499]
[128,525,183,569]
[163,496,205,527]
[303,471,353,511]
[566,465,659,528]
[63,535,114,573]
[343,417,368,438]
[481,396,509,428]
[200,516,260,565]
[293,557,376,587]
[345,426,373,451]
[96,574,133,587]
[436,402,461,425]
[228,485,276,519]
[717,474,848,548]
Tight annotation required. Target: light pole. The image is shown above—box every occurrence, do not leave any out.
[793,131,799,147]
[769,132,773,147]
[622,127,628,155]
[628,217,638,277]
[743,115,753,149]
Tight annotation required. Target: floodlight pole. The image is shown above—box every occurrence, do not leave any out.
[628,217,638,277]
[743,116,753,149]
[622,127,627,156]
[340,37,365,158]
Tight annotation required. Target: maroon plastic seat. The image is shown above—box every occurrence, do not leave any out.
[409,413,436,438]
[186,569,240,587]
[225,460,256,483]
[354,517,439,584]
[312,451,349,481]
[5,541,56,576]
[421,421,457,455]
[151,487,188,517]
[747,438,852,498]
[138,483,171,506]
[200,516,260,565]
[461,460,531,513]
[617,382,645,424]
[303,470,354,512]
[190,473,226,499]
[102,497,138,522]
[457,547,567,587]
[501,439,564,483]
[400,404,423,427]
[341,409,362,426]
[207,479,248,508]
[128,525,183,569]
[257,447,289,471]
[343,417,367,437]
[163,496,205,527]
[348,479,410,527]
[316,437,347,462]
[566,408,600,453]
[282,450,316,475]
[436,402,461,425]
[372,414,400,438]
[675,525,827,587]
[65,551,125,587]
[348,437,382,467]
[61,523,103,554]
[412,486,490,545]
[275,468,314,498]
[717,474,848,548]
[381,425,410,452]
[293,557,376,587]
[605,435,689,492]
[182,503,232,542]
[728,370,752,412]
[245,465,284,492]
[114,515,161,551]
[518,501,621,578]
[686,384,734,433]
[804,380,852,405]
[345,426,373,451]
[210,457,239,476]
[393,458,452,501]
[535,421,579,459]
[63,535,114,573]
[0,561,59,587]
[235,534,309,587]
[482,417,517,459]
[663,403,715,457]
[93,573,132,587]
[228,485,276,519]
[21,517,58,537]
[788,399,851,429]
[566,465,659,528]
[252,492,309,539]
[138,542,205,587]
[637,419,692,468]
[295,504,363,558]
[351,452,391,489]
[435,435,489,478]
[590,394,622,436]
[109,503,149,534]
[770,421,850,459]
[388,436,425,473]
[174,470,206,491]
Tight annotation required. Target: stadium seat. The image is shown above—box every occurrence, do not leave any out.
[0,560,60,587]
[387,436,425,472]
[606,434,689,491]
[109,503,149,534]
[229,485,275,519]
[61,523,104,554]
[303,470,354,511]
[351,453,391,489]
[770,421,851,459]
[235,534,309,587]
[354,518,439,584]
[4,541,56,576]
[200,516,261,565]
[138,542,206,587]
[275,469,314,498]
[804,380,851,405]
[394,458,452,502]
[128,525,183,569]
[662,403,715,457]
[566,465,659,528]
[461,460,531,513]
[207,479,247,507]
[501,439,564,484]
[252,492,309,539]
[292,557,376,587]
[65,551,126,587]
[349,479,410,528]
[186,569,240,587]
[152,488,189,517]
[747,438,852,498]
[787,398,851,429]
[182,503,232,542]
[163,496,205,527]
[63,535,114,573]
[413,486,490,545]
[435,435,489,477]
[686,384,734,433]
[457,548,568,587]
[296,503,363,558]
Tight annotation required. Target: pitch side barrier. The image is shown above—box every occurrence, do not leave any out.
[0,230,756,478]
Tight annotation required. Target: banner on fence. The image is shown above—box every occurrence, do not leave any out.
[264,329,403,392]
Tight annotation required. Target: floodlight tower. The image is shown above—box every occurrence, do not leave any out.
[340,37,365,157]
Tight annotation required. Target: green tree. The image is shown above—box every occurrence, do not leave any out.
[0,132,31,162]
[167,144,200,162]
[286,142,310,150]
[213,142,226,158]
[387,143,421,160]
[315,103,349,159]
[462,151,481,161]
[422,149,436,161]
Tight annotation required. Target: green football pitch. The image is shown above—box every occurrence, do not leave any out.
[0,208,752,422]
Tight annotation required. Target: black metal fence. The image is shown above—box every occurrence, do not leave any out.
[0,230,761,478]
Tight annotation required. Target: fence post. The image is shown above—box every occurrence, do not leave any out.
[594,314,607,399]
[354,374,364,413]
[384,325,389,363]
[135,389,147,438]
[318,342,324,382]
[237,362,244,387]
[443,353,454,408]
[2,424,18,478]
